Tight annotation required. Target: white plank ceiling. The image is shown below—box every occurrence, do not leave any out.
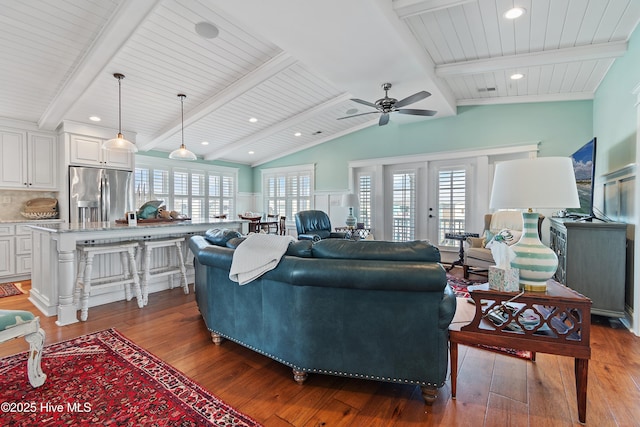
[1,0,639,166]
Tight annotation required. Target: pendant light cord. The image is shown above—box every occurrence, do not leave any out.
[181,95,185,147]
[118,77,122,134]
[113,73,125,136]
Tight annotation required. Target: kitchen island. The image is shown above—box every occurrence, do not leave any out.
[28,219,248,325]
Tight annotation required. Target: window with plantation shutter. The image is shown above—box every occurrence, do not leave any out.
[357,173,373,228]
[438,168,466,245]
[392,171,416,241]
[262,165,314,221]
[153,169,169,196]
[135,160,237,220]
[191,171,205,221]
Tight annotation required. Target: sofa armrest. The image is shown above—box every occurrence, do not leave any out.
[466,236,485,248]
[298,233,321,242]
[329,232,347,239]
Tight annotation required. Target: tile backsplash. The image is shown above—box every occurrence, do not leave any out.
[0,190,59,221]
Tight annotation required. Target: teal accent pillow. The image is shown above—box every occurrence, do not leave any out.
[485,230,495,243]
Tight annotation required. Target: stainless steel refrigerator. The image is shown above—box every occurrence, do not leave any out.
[69,166,134,224]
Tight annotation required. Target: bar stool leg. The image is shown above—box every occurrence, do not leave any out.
[127,247,144,308]
[175,241,189,294]
[142,245,151,305]
[80,253,94,321]
[120,251,133,301]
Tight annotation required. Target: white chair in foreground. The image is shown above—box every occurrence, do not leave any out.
[140,237,189,305]
[0,310,46,387]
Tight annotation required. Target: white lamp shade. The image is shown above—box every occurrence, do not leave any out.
[490,157,580,210]
[169,144,197,160]
[341,193,359,208]
[103,134,138,152]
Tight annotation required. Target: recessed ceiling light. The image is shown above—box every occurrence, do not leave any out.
[249,117,258,123]
[248,150,255,155]
[89,116,101,122]
[195,21,219,39]
[504,7,525,19]
[294,132,302,137]
[201,141,209,145]
[510,73,525,80]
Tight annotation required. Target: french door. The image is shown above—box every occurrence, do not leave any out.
[381,160,471,245]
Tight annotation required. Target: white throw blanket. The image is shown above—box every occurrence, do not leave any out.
[229,233,295,285]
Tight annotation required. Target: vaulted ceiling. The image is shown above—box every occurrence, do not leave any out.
[1,0,639,166]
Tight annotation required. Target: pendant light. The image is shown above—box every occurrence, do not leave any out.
[169,94,197,161]
[103,73,138,152]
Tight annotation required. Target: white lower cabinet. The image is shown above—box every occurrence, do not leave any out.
[0,225,17,277]
[0,222,59,281]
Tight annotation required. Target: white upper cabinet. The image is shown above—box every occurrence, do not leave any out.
[0,128,57,190]
[70,134,133,170]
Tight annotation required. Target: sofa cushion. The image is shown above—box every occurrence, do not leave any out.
[311,239,440,262]
[225,237,246,249]
[465,247,495,263]
[286,240,314,257]
[204,228,242,246]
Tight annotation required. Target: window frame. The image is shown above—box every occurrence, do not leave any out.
[261,164,315,223]
[135,157,238,221]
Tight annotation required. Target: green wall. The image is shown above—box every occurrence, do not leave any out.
[593,24,640,174]
[254,100,593,192]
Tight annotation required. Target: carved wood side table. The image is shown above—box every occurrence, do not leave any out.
[449,279,591,423]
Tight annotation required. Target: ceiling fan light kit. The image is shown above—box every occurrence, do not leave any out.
[169,94,197,161]
[338,83,437,126]
[103,73,138,153]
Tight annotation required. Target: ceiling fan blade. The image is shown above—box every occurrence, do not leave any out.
[394,91,431,108]
[351,98,379,109]
[397,108,437,117]
[337,111,380,120]
[379,113,390,126]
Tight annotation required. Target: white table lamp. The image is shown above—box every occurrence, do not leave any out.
[341,193,359,228]
[490,157,580,291]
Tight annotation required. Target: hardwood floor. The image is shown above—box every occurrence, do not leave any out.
[1,272,639,426]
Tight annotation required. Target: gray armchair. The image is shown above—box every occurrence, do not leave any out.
[294,210,347,241]
[463,211,544,278]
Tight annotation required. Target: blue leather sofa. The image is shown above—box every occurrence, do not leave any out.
[189,229,457,403]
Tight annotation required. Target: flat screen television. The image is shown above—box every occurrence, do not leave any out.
[566,137,596,219]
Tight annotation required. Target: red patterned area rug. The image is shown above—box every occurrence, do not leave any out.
[0,282,25,298]
[447,273,533,361]
[0,329,261,426]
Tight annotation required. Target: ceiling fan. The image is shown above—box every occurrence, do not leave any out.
[338,83,437,126]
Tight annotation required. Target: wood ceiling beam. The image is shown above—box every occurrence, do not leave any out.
[203,93,353,161]
[393,0,474,19]
[435,41,628,77]
[138,52,297,152]
[37,0,161,131]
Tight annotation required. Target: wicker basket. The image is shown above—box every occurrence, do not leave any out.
[21,211,59,219]
[24,198,58,213]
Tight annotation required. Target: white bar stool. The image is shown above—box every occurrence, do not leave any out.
[75,241,143,321]
[140,237,189,305]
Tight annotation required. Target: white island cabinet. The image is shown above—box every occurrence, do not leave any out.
[28,220,248,325]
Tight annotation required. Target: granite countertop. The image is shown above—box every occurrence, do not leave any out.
[27,218,245,233]
[0,218,63,224]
